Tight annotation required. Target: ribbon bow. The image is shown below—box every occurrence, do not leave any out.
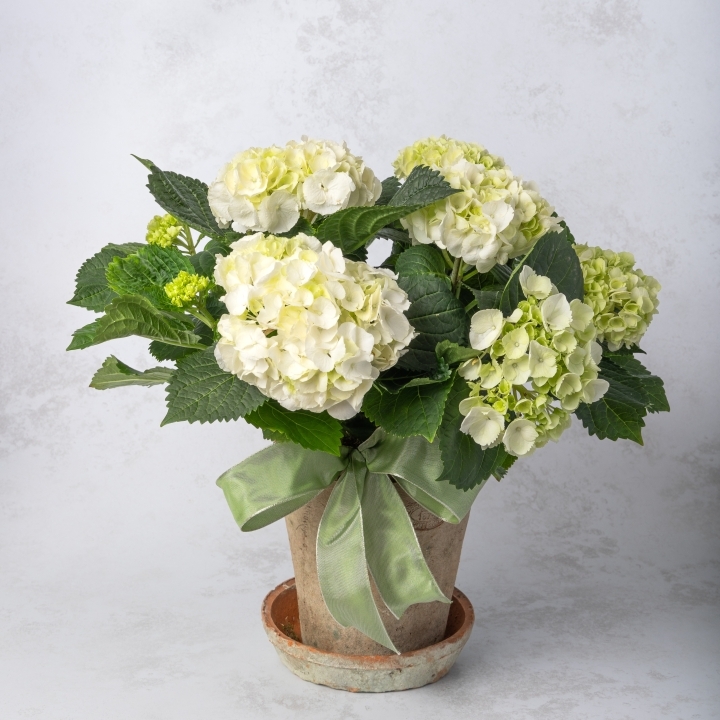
[217,429,482,652]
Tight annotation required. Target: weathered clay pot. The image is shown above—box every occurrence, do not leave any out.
[285,483,470,655]
[262,579,475,692]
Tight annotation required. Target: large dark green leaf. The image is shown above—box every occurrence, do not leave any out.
[362,375,454,441]
[245,400,343,456]
[375,176,401,206]
[436,374,513,490]
[67,295,204,351]
[396,274,468,371]
[149,341,199,362]
[575,350,668,443]
[395,245,447,277]
[189,250,217,277]
[388,165,459,208]
[162,346,265,425]
[90,356,174,389]
[106,245,195,311]
[500,227,584,314]
[133,156,231,239]
[68,243,144,312]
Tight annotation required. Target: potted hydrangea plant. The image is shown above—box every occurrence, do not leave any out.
[67,136,668,692]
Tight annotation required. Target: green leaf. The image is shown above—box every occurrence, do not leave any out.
[204,238,232,257]
[245,400,343,456]
[67,320,102,350]
[500,227,584,314]
[90,356,174,389]
[133,156,230,239]
[436,374,514,490]
[362,375,454,441]
[395,245,447,277]
[68,243,145,312]
[470,289,502,310]
[396,274,468,371]
[315,205,425,255]
[106,245,195,311]
[314,165,459,255]
[376,227,411,246]
[149,341,199,362]
[388,165,460,208]
[67,294,204,350]
[277,216,316,237]
[162,346,265,425]
[435,340,481,366]
[375,176,401,206]
[189,250,217,277]
[574,351,668,442]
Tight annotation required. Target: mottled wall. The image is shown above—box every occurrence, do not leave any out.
[1,1,718,718]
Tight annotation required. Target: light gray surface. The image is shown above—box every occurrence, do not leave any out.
[1,1,718,718]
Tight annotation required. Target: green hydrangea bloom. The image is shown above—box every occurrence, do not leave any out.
[458,269,609,457]
[146,214,183,248]
[574,244,660,351]
[164,271,210,307]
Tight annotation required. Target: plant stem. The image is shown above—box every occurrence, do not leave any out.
[450,257,463,292]
[182,224,196,255]
[442,249,455,270]
[465,298,478,312]
[186,306,216,330]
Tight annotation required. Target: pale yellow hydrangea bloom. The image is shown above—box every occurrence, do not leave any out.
[208,138,381,235]
[213,232,414,419]
[393,136,560,273]
[574,244,660,351]
[458,269,608,457]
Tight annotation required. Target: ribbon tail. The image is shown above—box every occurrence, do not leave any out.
[316,458,398,654]
[217,443,346,531]
[362,473,450,619]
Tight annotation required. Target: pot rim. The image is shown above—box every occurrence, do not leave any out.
[261,577,475,666]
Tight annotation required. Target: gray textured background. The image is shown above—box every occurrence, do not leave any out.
[1,1,718,718]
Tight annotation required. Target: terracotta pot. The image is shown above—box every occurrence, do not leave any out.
[285,483,470,656]
[262,579,475,692]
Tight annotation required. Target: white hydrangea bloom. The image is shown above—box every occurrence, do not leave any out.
[213,232,414,419]
[393,136,561,273]
[208,138,382,234]
[459,271,607,456]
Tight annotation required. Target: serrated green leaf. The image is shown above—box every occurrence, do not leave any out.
[189,250,217,277]
[362,374,454,441]
[67,294,204,351]
[161,345,265,425]
[261,428,291,443]
[470,289,501,310]
[575,394,646,444]
[106,245,195,311]
[500,227,583,314]
[68,243,145,312]
[395,245,447,277]
[89,356,174,389]
[375,176,401,206]
[245,400,343,456]
[149,341,199,362]
[133,156,230,239]
[574,351,668,442]
[67,320,102,350]
[376,227,411,246]
[437,374,513,490]
[435,340,481,366]
[396,274,468,371]
[204,238,232,257]
[315,205,424,255]
[388,165,460,208]
[492,453,517,481]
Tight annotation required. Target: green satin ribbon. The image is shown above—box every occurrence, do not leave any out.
[217,429,482,653]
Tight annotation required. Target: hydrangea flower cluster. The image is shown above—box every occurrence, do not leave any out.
[208,138,382,235]
[574,244,661,351]
[164,271,210,308]
[213,232,415,419]
[393,136,560,273]
[457,268,609,456]
[146,214,183,248]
